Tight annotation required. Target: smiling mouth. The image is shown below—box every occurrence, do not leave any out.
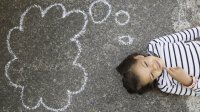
[155,60,161,69]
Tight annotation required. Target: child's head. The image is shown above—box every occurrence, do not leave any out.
[116,52,165,94]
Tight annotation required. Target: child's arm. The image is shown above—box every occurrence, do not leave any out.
[149,27,200,44]
[166,67,193,86]
[166,67,200,95]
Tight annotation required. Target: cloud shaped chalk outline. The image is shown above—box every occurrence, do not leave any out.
[5,3,88,112]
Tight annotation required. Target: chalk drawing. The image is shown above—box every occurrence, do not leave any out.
[5,3,88,112]
[89,0,112,24]
[115,10,130,26]
[172,0,200,31]
[118,35,134,45]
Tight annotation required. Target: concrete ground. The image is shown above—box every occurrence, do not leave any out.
[0,0,200,112]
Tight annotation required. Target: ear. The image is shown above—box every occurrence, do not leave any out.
[134,55,144,59]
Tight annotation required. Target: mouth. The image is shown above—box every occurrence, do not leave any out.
[155,60,161,69]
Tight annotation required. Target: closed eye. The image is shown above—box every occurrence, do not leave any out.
[144,62,148,67]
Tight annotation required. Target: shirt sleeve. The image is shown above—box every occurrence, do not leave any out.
[158,82,196,96]
[160,77,200,96]
[149,27,200,44]
[192,79,200,95]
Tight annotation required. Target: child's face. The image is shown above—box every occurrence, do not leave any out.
[131,55,166,86]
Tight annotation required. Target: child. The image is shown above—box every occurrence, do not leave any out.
[116,27,200,96]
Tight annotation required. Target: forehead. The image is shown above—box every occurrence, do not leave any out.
[131,60,151,85]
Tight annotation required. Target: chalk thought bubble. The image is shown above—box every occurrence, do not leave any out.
[115,10,130,26]
[89,0,112,24]
[5,3,88,112]
[118,35,134,45]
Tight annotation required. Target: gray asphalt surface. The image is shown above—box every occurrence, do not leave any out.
[0,0,200,112]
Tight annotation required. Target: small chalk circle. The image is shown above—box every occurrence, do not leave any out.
[115,10,130,26]
[118,35,134,45]
[89,0,112,24]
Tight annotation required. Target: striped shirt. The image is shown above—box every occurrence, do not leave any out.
[147,27,200,96]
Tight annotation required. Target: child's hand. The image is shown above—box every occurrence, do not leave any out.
[166,67,193,86]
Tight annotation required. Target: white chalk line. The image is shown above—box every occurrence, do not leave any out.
[115,10,130,26]
[89,0,112,24]
[118,35,134,45]
[5,3,88,112]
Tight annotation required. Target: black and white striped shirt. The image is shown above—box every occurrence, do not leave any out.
[147,27,200,96]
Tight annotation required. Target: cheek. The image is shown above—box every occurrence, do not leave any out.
[140,72,152,85]
[140,76,150,86]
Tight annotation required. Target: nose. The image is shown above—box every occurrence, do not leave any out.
[146,61,158,72]
[148,61,157,71]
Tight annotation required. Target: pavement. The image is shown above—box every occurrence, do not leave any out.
[0,0,200,112]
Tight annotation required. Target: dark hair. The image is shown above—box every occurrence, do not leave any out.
[116,52,158,94]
